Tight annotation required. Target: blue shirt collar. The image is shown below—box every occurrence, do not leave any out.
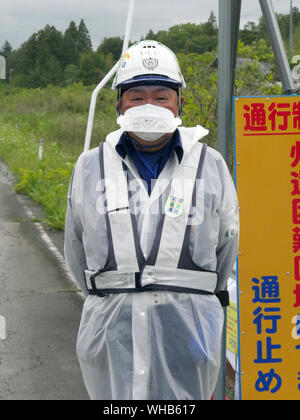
[115,129,183,164]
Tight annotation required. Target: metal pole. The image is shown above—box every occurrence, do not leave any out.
[83,62,120,152]
[217,0,231,164]
[230,2,241,97]
[215,0,241,401]
[83,0,135,152]
[259,0,295,93]
[217,0,241,167]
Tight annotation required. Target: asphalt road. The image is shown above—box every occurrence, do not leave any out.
[0,161,89,400]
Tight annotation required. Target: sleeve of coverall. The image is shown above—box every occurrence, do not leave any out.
[64,160,88,296]
[215,157,239,291]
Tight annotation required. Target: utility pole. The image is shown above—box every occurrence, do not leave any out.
[290,0,293,62]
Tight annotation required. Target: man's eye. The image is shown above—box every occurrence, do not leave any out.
[132,97,143,101]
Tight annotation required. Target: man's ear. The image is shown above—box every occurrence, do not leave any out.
[178,95,184,117]
[116,100,122,117]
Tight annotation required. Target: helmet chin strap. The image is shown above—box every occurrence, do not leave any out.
[178,88,183,117]
[127,133,172,151]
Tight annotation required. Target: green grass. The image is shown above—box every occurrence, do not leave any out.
[0,120,73,229]
[0,82,118,230]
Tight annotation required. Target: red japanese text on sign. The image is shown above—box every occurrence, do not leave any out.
[243,102,300,134]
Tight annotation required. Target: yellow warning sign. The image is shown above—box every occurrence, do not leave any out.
[234,96,300,400]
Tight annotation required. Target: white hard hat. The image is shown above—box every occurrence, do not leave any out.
[112,40,186,91]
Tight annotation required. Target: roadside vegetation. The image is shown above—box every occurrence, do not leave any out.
[0,83,117,229]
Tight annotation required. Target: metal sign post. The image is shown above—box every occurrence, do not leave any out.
[217,0,241,167]
[215,0,241,401]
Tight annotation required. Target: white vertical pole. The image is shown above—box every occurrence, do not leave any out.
[0,55,5,79]
[83,0,136,152]
[83,62,120,152]
[0,315,6,340]
[122,0,135,55]
[38,138,44,160]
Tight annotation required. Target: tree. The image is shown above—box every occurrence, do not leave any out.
[45,55,63,86]
[78,19,92,54]
[145,20,218,54]
[143,29,157,40]
[97,37,123,61]
[208,10,217,27]
[38,25,64,68]
[10,25,65,87]
[203,11,218,36]
[77,51,107,85]
[184,35,217,54]
[64,21,80,66]
[240,22,261,46]
[64,64,78,85]
[63,20,92,67]
[0,41,13,58]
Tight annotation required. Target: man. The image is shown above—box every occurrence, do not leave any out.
[64,40,239,400]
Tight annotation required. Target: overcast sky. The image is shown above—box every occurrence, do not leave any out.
[1,0,300,51]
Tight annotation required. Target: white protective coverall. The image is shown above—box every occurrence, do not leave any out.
[64,125,239,400]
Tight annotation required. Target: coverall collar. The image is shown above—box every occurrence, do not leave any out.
[105,125,209,202]
[106,125,209,157]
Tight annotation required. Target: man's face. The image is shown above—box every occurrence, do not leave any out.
[118,85,182,148]
[119,85,179,117]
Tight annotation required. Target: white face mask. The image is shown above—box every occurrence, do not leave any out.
[117,104,182,142]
